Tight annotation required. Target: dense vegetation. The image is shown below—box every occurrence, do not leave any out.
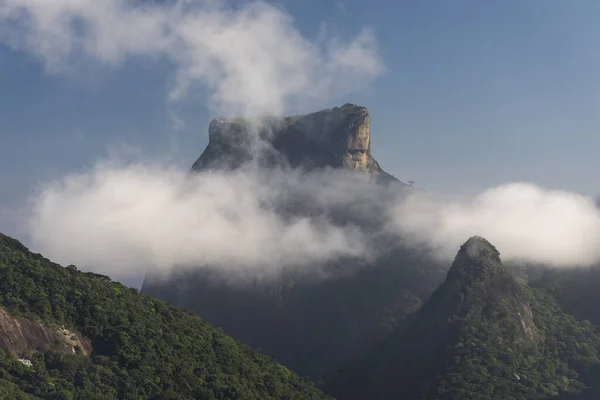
[531,266,600,328]
[0,233,331,400]
[326,237,600,400]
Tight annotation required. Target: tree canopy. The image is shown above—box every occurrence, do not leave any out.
[0,233,331,400]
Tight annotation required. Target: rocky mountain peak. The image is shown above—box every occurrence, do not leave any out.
[445,235,504,289]
[191,104,397,182]
[436,236,542,343]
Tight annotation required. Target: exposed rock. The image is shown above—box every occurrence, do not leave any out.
[0,308,92,357]
[191,103,398,183]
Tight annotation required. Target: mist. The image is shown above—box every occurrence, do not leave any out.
[24,162,371,278]
[391,184,600,267]
[21,161,600,278]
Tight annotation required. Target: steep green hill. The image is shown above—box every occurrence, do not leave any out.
[0,233,331,400]
[327,236,600,400]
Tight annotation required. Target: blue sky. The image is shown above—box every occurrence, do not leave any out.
[2,0,600,285]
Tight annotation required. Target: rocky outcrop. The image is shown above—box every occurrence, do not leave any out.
[0,308,92,356]
[191,103,398,182]
[442,236,542,343]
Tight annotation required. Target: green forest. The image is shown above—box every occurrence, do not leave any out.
[0,233,330,400]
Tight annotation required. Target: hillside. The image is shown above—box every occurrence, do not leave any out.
[0,233,331,400]
[326,237,600,400]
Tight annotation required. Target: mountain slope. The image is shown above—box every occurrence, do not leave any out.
[142,247,447,380]
[143,103,446,379]
[0,233,331,400]
[327,236,600,400]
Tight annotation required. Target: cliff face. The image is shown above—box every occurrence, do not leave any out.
[191,103,397,182]
[0,308,92,357]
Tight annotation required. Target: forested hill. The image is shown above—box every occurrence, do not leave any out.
[327,237,600,400]
[0,232,331,400]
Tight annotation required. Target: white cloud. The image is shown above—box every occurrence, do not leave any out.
[0,0,384,117]
[390,182,600,267]
[23,160,600,280]
[25,162,367,278]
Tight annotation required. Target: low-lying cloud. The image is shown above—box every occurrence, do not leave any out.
[391,183,600,267]
[24,162,369,278]
[22,162,600,279]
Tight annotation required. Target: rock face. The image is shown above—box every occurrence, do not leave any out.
[0,308,91,356]
[191,103,396,182]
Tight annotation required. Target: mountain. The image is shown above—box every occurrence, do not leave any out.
[191,103,398,183]
[142,104,447,380]
[326,236,600,400]
[0,233,331,400]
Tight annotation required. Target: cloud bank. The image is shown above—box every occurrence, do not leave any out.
[391,183,600,267]
[0,0,383,117]
[22,162,600,278]
[24,163,369,278]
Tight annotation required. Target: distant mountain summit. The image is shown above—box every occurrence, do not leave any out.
[191,103,398,183]
[442,236,541,342]
[328,236,600,400]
